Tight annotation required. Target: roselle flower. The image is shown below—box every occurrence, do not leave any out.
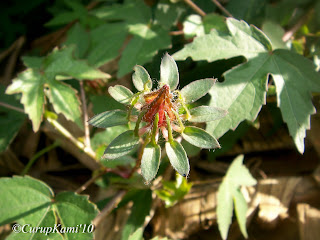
[89,53,227,182]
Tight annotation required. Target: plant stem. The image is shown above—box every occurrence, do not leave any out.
[79,81,92,151]
[75,168,108,194]
[92,190,127,227]
[21,141,60,175]
[46,116,97,159]
[282,8,312,42]
[151,113,159,145]
[211,0,233,17]
[183,0,206,17]
[0,101,25,114]
[165,112,174,143]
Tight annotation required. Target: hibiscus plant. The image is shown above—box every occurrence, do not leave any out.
[89,53,227,182]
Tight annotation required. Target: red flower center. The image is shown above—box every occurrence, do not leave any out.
[142,85,176,127]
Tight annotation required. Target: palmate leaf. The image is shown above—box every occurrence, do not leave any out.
[6,47,110,131]
[0,176,98,240]
[180,78,216,104]
[108,85,134,105]
[160,53,179,91]
[174,18,320,153]
[165,140,189,177]
[217,155,256,240]
[88,110,128,128]
[6,69,45,132]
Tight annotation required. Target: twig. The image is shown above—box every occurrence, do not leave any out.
[46,116,97,160]
[282,8,312,42]
[0,101,25,114]
[169,30,184,36]
[21,141,60,175]
[211,0,233,18]
[79,81,92,150]
[183,0,206,17]
[75,168,108,194]
[92,190,127,227]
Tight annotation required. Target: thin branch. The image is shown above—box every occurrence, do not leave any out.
[79,81,91,150]
[183,0,206,17]
[92,190,127,227]
[282,8,312,42]
[211,0,233,18]
[21,141,60,175]
[0,101,25,114]
[169,30,185,36]
[75,168,108,194]
[46,116,97,160]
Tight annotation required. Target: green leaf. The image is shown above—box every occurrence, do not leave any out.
[45,47,110,80]
[64,23,90,59]
[207,50,320,153]
[182,126,220,149]
[217,155,256,240]
[0,85,26,152]
[6,69,45,132]
[118,24,171,77]
[89,110,128,129]
[183,14,204,39]
[233,189,249,238]
[160,53,179,91]
[141,143,161,182]
[154,0,185,30]
[261,21,287,50]
[203,13,228,34]
[217,181,233,240]
[46,79,82,127]
[189,106,228,122]
[121,189,152,240]
[102,130,139,159]
[0,176,98,240]
[87,23,127,67]
[155,173,192,208]
[180,78,216,103]
[22,56,44,69]
[128,228,144,240]
[174,18,272,62]
[132,65,152,91]
[165,140,189,177]
[108,85,134,105]
[54,192,98,240]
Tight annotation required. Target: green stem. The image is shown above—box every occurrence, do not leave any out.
[172,109,185,133]
[21,141,60,175]
[134,110,146,137]
[46,115,97,159]
[151,113,159,145]
[165,112,174,143]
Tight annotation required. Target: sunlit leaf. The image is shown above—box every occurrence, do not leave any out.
[160,53,179,91]
[132,65,152,91]
[6,69,45,132]
[108,85,134,105]
[182,126,220,149]
[217,155,256,240]
[189,106,228,122]
[141,143,161,182]
[165,140,189,177]
[180,78,216,103]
